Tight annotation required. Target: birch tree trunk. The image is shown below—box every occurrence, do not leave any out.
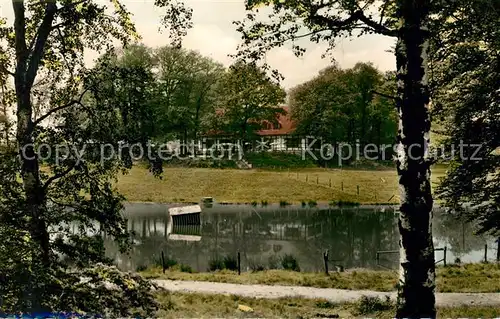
[394,0,436,317]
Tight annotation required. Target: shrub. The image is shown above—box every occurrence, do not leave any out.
[354,296,393,315]
[245,152,317,169]
[261,200,268,206]
[251,201,258,207]
[180,264,193,273]
[153,255,178,269]
[135,264,148,272]
[208,258,225,271]
[281,254,300,272]
[267,256,280,269]
[223,255,238,271]
[248,259,266,272]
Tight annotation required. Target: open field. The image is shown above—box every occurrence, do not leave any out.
[116,165,448,204]
[142,263,500,293]
[155,291,500,318]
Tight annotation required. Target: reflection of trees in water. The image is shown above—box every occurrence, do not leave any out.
[104,207,497,272]
[107,208,402,271]
[433,209,488,257]
[314,209,398,269]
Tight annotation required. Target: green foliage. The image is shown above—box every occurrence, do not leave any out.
[289,63,397,157]
[208,258,225,272]
[207,61,286,142]
[245,152,317,169]
[222,256,238,271]
[354,296,393,315]
[164,158,238,169]
[179,264,193,273]
[280,254,300,272]
[432,0,500,235]
[208,255,239,271]
[0,0,192,314]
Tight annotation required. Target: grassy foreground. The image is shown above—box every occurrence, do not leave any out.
[116,165,447,204]
[143,263,500,293]
[155,292,500,318]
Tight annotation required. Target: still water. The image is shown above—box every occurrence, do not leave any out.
[104,203,497,272]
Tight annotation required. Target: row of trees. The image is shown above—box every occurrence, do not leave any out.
[289,63,396,151]
[82,45,286,148]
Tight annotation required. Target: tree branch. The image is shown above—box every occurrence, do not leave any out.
[12,0,28,66]
[43,161,79,191]
[357,11,397,37]
[33,87,89,126]
[371,90,396,100]
[26,1,58,88]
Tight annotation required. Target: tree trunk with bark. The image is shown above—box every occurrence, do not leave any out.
[394,0,436,317]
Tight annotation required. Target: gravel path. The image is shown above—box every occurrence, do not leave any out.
[153,279,500,307]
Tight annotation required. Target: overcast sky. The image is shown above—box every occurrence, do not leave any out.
[1,0,396,90]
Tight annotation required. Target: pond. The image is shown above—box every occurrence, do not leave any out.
[104,203,498,272]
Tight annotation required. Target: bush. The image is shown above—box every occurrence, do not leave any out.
[208,258,225,271]
[281,254,300,272]
[245,152,317,169]
[153,255,178,269]
[268,256,280,269]
[223,255,238,271]
[135,264,148,272]
[180,264,193,273]
[248,261,266,272]
[354,296,393,315]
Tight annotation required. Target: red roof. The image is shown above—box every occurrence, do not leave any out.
[257,106,296,136]
[204,106,296,137]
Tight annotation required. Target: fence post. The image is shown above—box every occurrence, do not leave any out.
[237,251,241,275]
[306,175,308,182]
[316,176,319,184]
[161,250,166,273]
[341,182,344,191]
[323,250,329,275]
[443,246,447,267]
[357,185,360,196]
[329,178,332,187]
[484,244,488,263]
[376,252,380,267]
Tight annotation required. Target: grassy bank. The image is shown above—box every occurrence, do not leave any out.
[116,165,447,204]
[155,292,500,318]
[142,263,500,293]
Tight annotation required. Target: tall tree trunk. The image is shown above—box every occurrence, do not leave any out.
[13,0,56,310]
[394,0,435,317]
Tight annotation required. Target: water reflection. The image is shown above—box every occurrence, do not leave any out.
[104,203,497,272]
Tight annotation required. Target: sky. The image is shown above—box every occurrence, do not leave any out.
[1,0,396,90]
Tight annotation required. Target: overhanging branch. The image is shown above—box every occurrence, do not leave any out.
[33,87,89,126]
[371,90,397,100]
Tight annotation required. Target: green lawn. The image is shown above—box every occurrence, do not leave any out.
[143,263,500,293]
[116,165,448,204]
[155,291,500,318]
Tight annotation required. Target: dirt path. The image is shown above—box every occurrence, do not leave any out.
[153,279,500,307]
